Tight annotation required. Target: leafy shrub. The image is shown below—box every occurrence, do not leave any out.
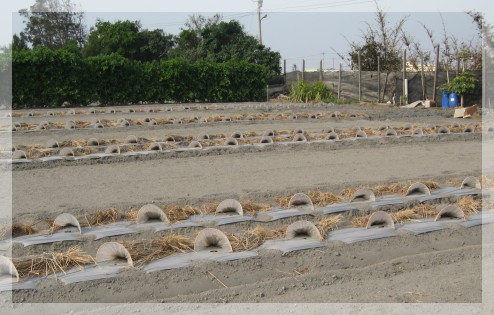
[289,80,333,103]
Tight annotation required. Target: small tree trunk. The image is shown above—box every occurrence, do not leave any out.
[461,95,464,107]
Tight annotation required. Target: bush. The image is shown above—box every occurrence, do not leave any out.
[289,80,333,103]
[11,50,272,108]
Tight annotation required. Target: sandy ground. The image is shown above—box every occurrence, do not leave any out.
[1,103,491,311]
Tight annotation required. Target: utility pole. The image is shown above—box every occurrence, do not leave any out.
[257,0,264,45]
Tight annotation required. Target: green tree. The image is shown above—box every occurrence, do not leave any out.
[171,19,281,75]
[19,0,87,50]
[83,20,175,62]
[439,71,479,106]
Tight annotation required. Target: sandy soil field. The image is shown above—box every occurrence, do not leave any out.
[1,102,493,313]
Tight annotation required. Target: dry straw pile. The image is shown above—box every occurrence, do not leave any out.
[351,204,437,227]
[316,214,344,235]
[14,246,95,278]
[455,196,481,215]
[227,225,286,251]
[124,235,193,265]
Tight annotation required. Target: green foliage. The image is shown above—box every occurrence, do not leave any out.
[289,80,333,103]
[439,71,479,97]
[19,0,87,50]
[83,20,175,62]
[12,48,90,107]
[170,20,281,75]
[12,49,272,107]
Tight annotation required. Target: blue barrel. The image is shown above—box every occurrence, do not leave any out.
[441,90,449,109]
[448,92,460,107]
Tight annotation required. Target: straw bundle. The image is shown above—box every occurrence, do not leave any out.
[86,208,125,226]
[307,191,341,206]
[28,149,52,159]
[164,205,200,222]
[447,178,462,186]
[240,201,271,215]
[371,183,408,196]
[14,246,95,278]
[316,214,344,235]
[479,175,494,189]
[124,235,193,266]
[422,180,440,190]
[407,204,437,218]
[11,223,39,238]
[362,128,380,136]
[126,208,140,222]
[227,226,281,251]
[339,187,358,200]
[50,122,66,129]
[75,120,91,128]
[455,196,481,215]
[201,202,220,214]
[275,196,291,208]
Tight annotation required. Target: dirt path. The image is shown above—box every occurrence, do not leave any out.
[13,140,481,215]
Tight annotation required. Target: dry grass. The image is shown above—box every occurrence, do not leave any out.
[407,204,437,218]
[307,191,341,206]
[371,183,408,196]
[164,205,200,222]
[126,208,139,223]
[275,196,291,208]
[201,202,220,214]
[479,175,494,189]
[14,246,95,278]
[241,201,271,215]
[316,214,344,235]
[447,178,462,186]
[227,225,285,251]
[28,149,53,159]
[85,208,125,226]
[124,235,193,266]
[422,180,440,190]
[11,223,39,238]
[339,187,358,200]
[73,148,98,156]
[351,215,369,228]
[352,204,437,227]
[456,196,481,215]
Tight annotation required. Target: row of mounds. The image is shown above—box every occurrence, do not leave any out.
[5,110,369,132]
[0,202,476,285]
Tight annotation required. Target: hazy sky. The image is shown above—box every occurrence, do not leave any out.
[2,0,493,69]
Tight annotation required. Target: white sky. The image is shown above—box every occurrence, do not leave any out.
[1,0,493,69]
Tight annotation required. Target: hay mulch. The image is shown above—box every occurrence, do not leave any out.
[11,223,39,238]
[164,205,200,222]
[241,201,271,215]
[84,208,126,227]
[227,225,285,252]
[339,187,358,200]
[28,149,53,159]
[307,191,341,206]
[371,183,408,196]
[447,178,462,186]
[455,196,481,215]
[14,246,95,278]
[124,235,193,266]
[479,175,494,189]
[126,208,140,223]
[422,180,440,190]
[201,202,220,214]
[316,214,344,235]
[275,196,291,208]
[351,204,437,227]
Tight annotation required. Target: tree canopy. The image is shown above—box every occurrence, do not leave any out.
[83,20,175,62]
[19,0,87,50]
